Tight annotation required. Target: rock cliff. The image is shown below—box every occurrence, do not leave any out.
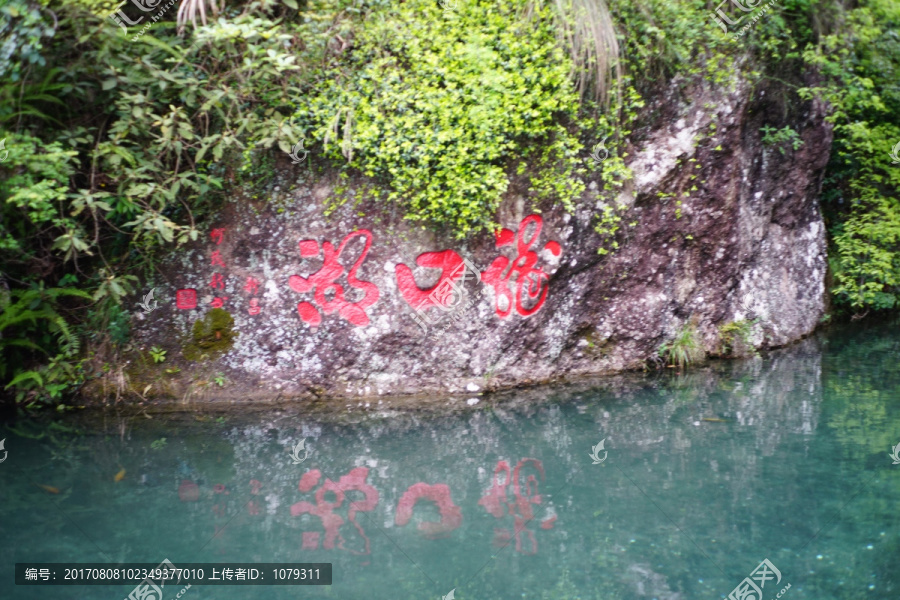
[126,76,832,402]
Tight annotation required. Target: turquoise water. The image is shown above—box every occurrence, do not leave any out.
[1,323,898,600]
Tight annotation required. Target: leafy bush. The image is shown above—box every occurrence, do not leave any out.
[0,0,318,405]
[830,198,900,311]
[300,0,588,236]
[798,0,900,315]
[0,286,92,407]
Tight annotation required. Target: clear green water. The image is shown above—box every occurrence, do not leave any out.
[1,323,899,600]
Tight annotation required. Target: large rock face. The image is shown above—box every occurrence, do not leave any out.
[128,78,831,402]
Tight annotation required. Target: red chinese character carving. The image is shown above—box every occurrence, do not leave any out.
[250,479,263,495]
[287,230,380,327]
[248,298,261,315]
[244,277,261,295]
[395,482,462,539]
[395,250,480,310]
[211,296,228,308]
[210,228,226,245]
[478,458,555,555]
[211,250,226,268]
[481,215,561,318]
[176,289,197,309]
[290,467,379,554]
[210,273,226,289]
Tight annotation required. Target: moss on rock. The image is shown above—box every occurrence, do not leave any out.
[183,309,237,361]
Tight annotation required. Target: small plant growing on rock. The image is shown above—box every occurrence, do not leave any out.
[718,319,759,357]
[760,125,804,155]
[149,346,167,363]
[659,323,705,370]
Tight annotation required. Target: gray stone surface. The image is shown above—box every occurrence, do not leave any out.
[129,77,831,402]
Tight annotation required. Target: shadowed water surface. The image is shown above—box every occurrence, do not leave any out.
[1,323,898,600]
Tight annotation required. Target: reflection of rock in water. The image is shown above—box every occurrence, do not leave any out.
[61,338,832,597]
[626,563,682,600]
[730,335,822,451]
[210,339,826,550]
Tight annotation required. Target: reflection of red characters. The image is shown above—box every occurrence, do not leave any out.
[176,289,197,310]
[248,479,263,515]
[287,230,380,327]
[212,483,229,517]
[478,458,555,555]
[395,483,462,538]
[482,215,561,318]
[290,467,379,554]
[178,480,199,502]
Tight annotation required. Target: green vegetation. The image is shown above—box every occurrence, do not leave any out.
[760,125,804,155]
[718,319,760,357]
[798,0,900,314]
[659,322,706,370]
[0,286,92,407]
[0,0,898,406]
[148,346,167,363]
[183,309,237,361]
[301,0,588,236]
